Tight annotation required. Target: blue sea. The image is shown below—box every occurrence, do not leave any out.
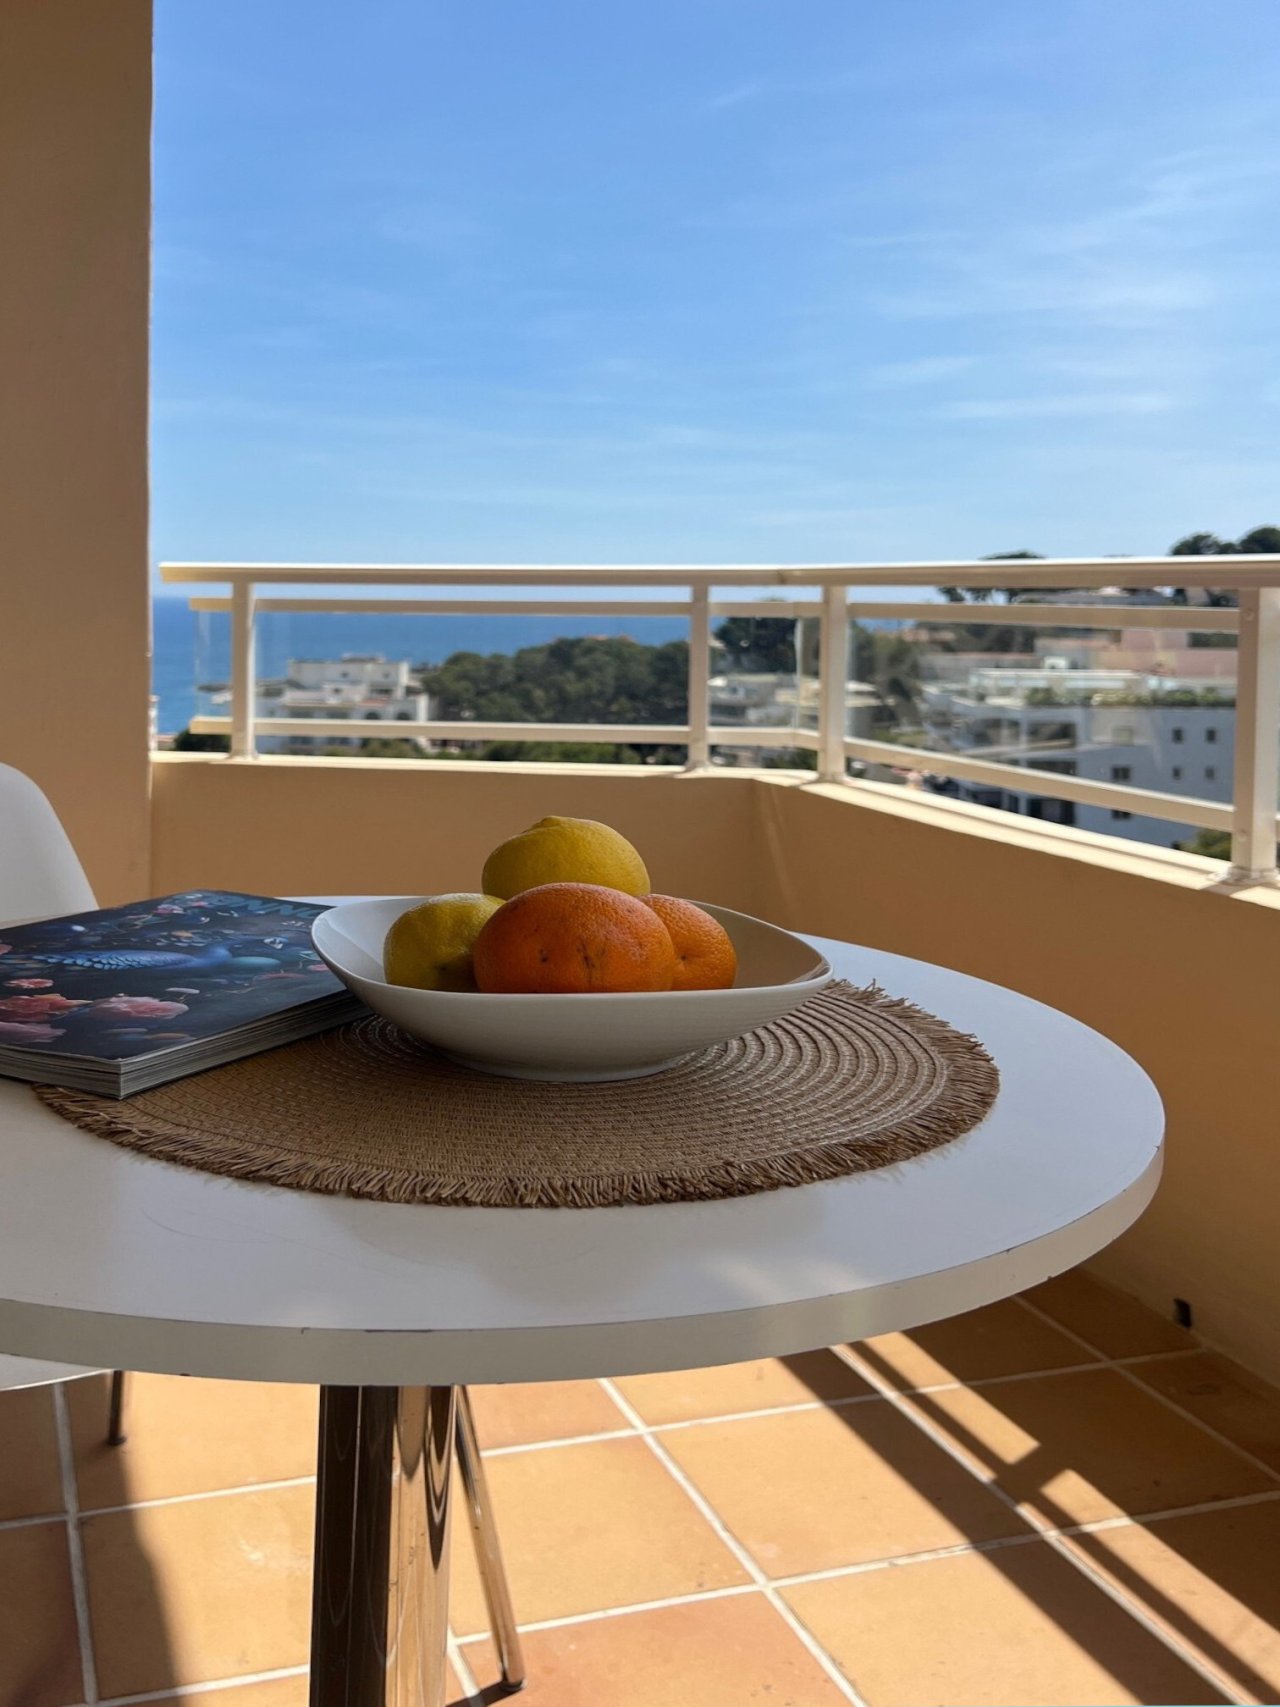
[152,596,691,736]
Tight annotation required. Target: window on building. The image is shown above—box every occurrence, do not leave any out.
[1110,765,1131,783]
[1172,766,1182,780]
[1110,809,1133,821]
[1172,728,1184,743]
[1206,728,1218,743]
[1206,766,1217,782]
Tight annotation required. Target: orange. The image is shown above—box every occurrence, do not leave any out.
[473,883,677,994]
[644,895,737,991]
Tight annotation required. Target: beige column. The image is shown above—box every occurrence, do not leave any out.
[0,0,153,903]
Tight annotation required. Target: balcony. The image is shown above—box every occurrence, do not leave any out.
[8,556,1280,1704]
[5,9,1280,1700]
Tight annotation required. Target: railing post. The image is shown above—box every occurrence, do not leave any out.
[685,584,711,770]
[818,584,848,782]
[229,581,257,758]
[1227,587,1280,883]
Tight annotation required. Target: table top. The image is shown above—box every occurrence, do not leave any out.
[0,924,1163,1387]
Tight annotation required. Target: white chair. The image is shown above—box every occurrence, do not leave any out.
[0,763,120,1416]
[0,763,524,1690]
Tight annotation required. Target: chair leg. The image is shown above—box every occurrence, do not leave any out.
[106,1369,129,1446]
[455,1385,525,1693]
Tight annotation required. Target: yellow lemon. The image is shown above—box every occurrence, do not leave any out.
[481,816,650,900]
[383,894,504,991]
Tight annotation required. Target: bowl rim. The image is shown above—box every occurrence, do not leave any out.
[312,895,833,1001]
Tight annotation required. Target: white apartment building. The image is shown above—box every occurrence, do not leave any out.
[920,661,1235,848]
[258,656,431,754]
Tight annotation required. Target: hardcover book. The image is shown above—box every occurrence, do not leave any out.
[0,890,362,1096]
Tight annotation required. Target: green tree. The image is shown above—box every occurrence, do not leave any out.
[419,635,690,727]
[712,614,797,673]
[172,726,230,752]
[1178,829,1232,860]
[1237,526,1280,554]
[1170,532,1234,556]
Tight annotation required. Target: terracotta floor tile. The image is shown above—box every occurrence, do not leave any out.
[152,1669,465,1705]
[0,1521,82,1707]
[614,1351,870,1426]
[856,1298,1095,1390]
[150,1678,309,1706]
[1130,1351,1280,1476]
[0,1381,64,1520]
[661,1401,1028,1576]
[461,1593,851,1706]
[467,1379,627,1449]
[68,1372,318,1510]
[908,1368,1273,1526]
[1064,1498,1280,1706]
[447,1435,747,1635]
[83,1482,315,1696]
[1021,1269,1194,1357]
[783,1543,1226,1706]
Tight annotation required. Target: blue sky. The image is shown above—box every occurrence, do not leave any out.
[153,0,1280,575]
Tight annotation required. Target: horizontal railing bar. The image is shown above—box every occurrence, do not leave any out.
[843,737,1234,831]
[161,556,1280,590]
[195,718,692,743]
[845,602,1239,632]
[188,716,817,749]
[709,727,819,748]
[185,596,824,619]
[708,601,823,619]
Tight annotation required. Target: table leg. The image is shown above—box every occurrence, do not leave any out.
[455,1387,525,1691]
[310,1385,455,1707]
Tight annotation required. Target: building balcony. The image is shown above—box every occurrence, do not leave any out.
[4,733,1280,1705]
[4,11,1280,1694]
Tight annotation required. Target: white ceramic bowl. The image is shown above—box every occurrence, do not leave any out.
[312,897,832,1081]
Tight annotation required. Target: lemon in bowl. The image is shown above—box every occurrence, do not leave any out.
[382,893,503,992]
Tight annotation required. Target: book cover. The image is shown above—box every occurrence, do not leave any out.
[0,890,360,1092]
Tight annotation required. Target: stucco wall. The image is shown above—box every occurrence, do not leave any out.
[0,1,153,903]
[150,756,767,918]
[752,775,1280,1385]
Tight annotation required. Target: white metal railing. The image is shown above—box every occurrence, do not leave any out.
[160,558,1280,884]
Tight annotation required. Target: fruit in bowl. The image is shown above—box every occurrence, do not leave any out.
[473,883,680,995]
[308,814,828,1079]
[382,893,503,992]
[380,817,739,997]
[482,815,650,899]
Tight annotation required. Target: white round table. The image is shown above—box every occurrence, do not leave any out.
[0,929,1164,1707]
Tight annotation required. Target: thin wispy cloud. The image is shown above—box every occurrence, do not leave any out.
[154,0,1280,566]
[705,80,765,111]
[937,393,1176,421]
[865,356,978,387]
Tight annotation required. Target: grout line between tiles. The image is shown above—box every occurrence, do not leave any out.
[452,1579,765,1643]
[53,1382,99,1706]
[448,1629,481,1705]
[97,1661,310,1705]
[1016,1295,1280,1488]
[60,1471,318,1523]
[598,1375,872,1707]
[834,1342,1252,1707]
[476,1348,1205,1461]
[449,1484,1280,1644]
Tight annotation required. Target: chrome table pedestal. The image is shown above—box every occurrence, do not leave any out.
[310,1386,524,1707]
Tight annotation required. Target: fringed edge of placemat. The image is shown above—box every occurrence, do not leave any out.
[32,983,1001,1208]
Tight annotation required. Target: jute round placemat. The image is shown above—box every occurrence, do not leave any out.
[34,981,999,1209]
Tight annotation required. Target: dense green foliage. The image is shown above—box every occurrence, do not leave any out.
[1179,829,1232,859]
[417,635,690,727]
